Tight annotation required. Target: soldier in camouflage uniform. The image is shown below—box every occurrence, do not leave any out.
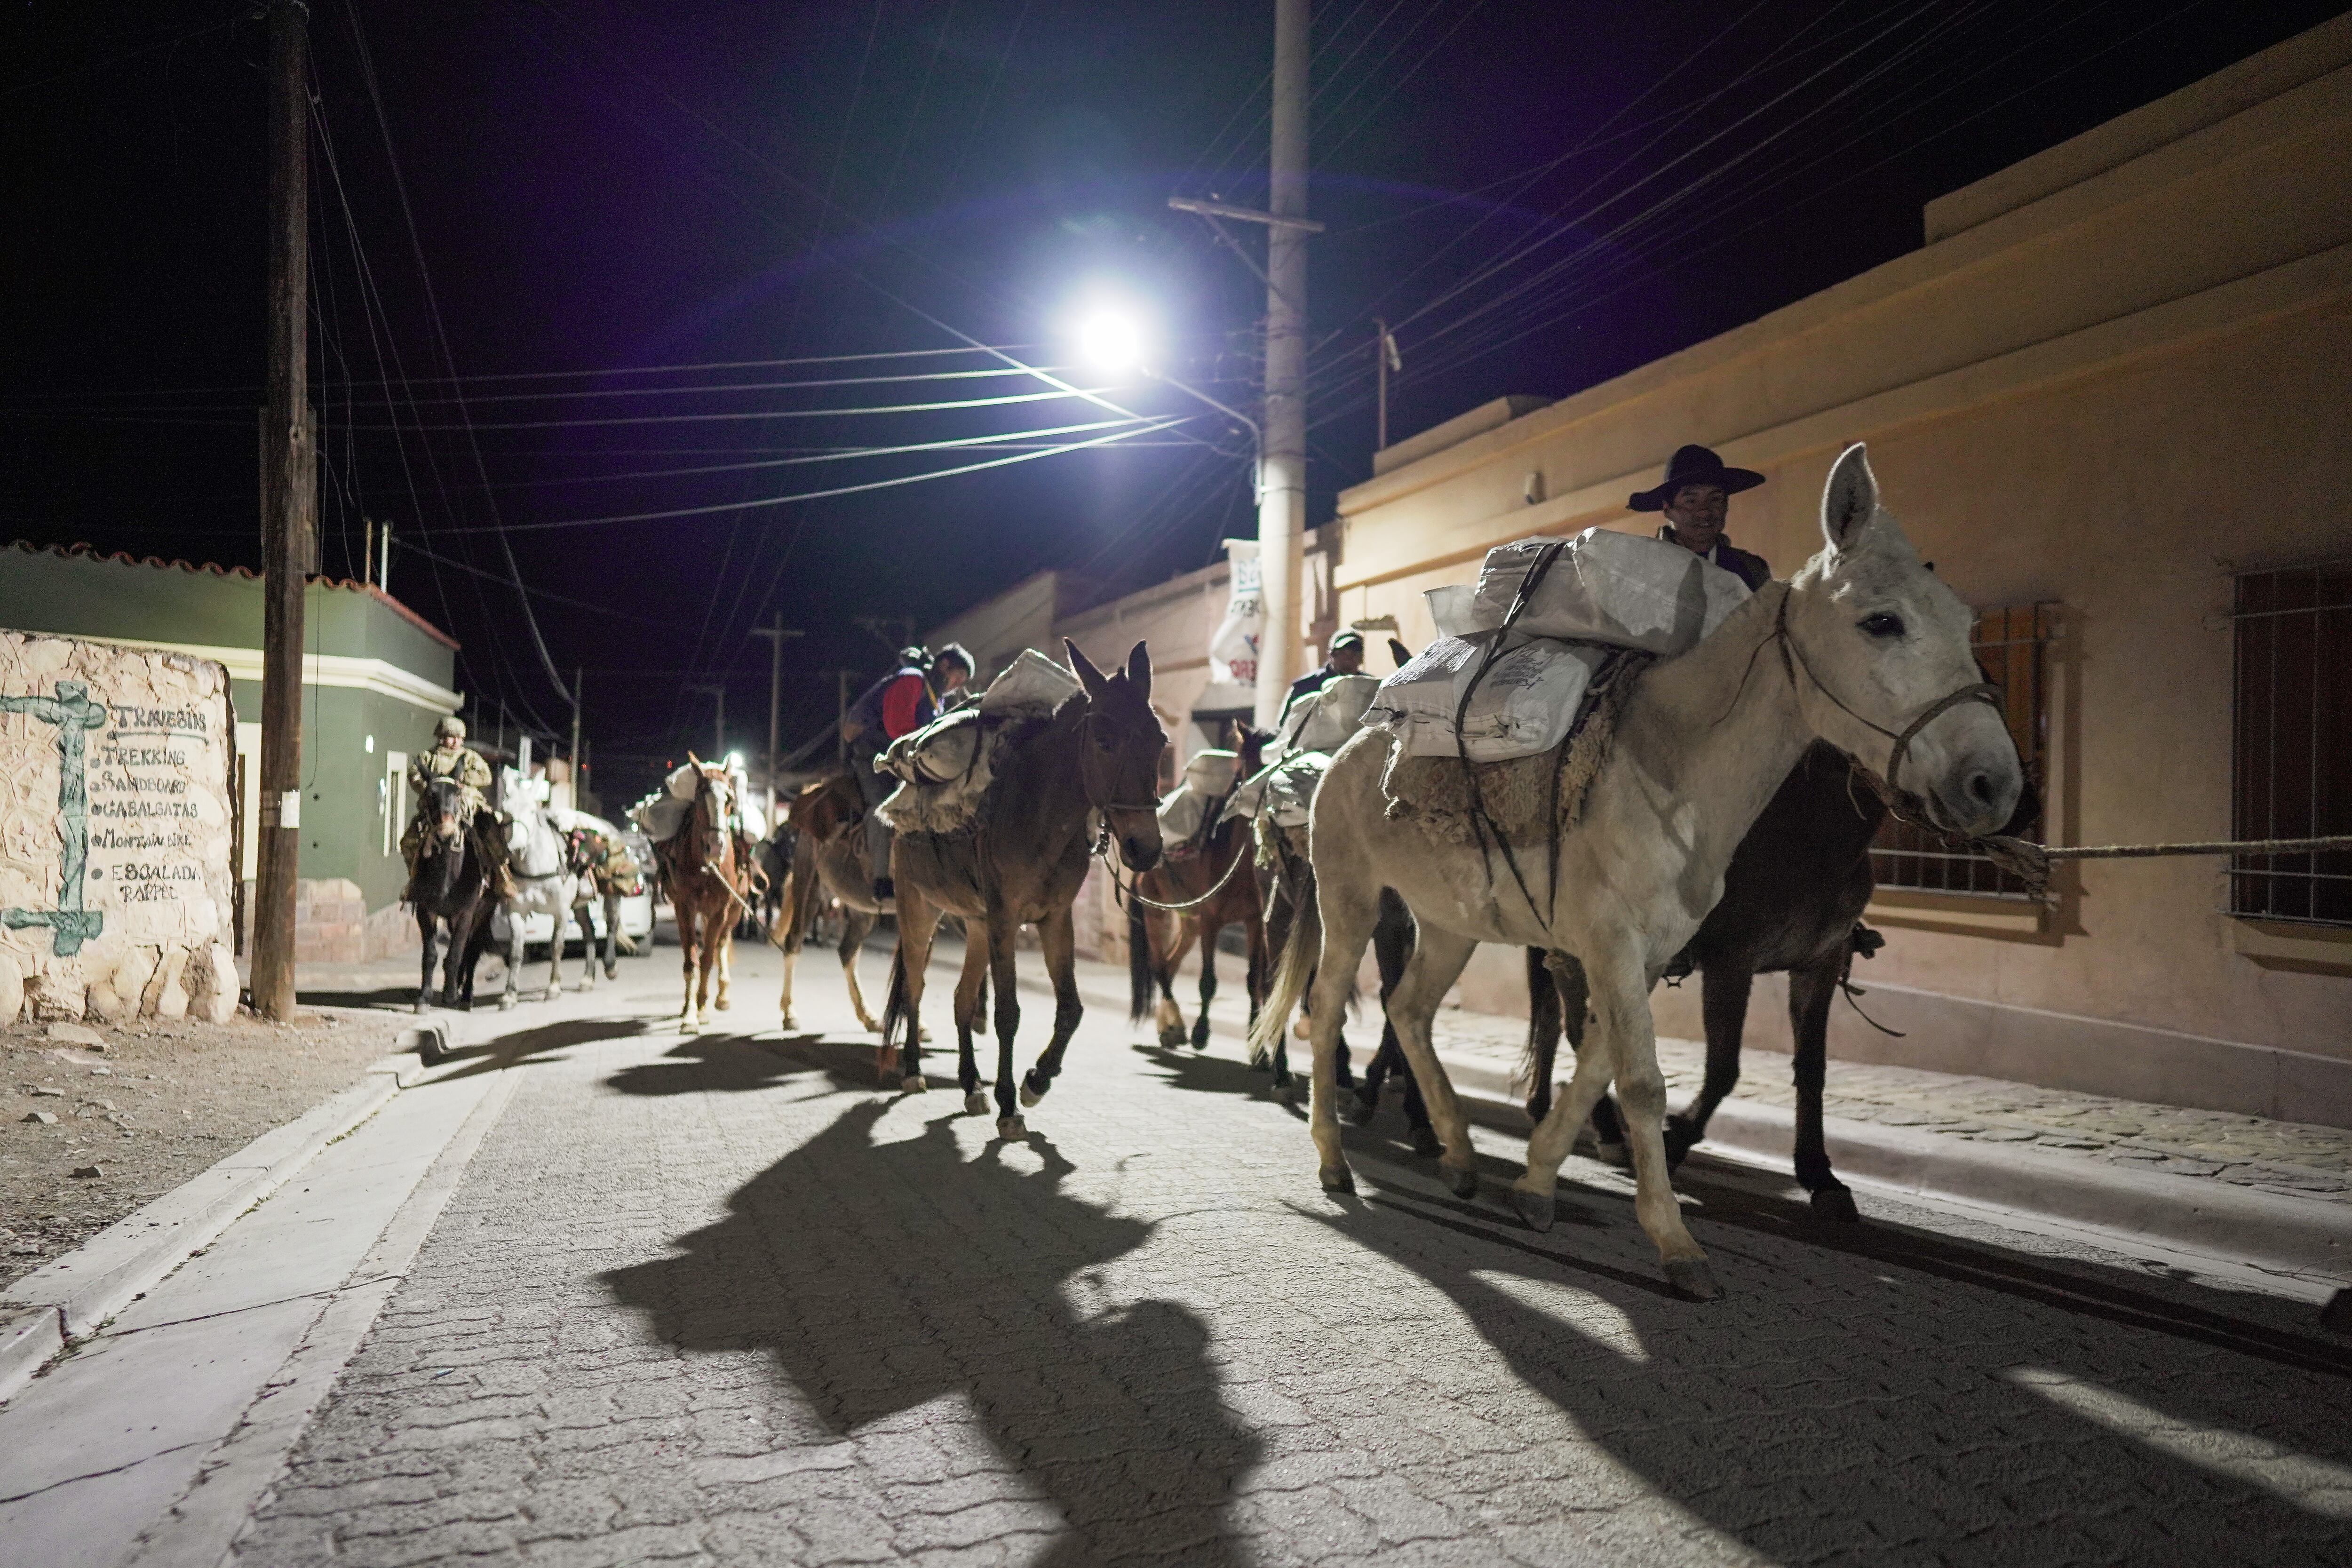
[564,824,644,967]
[401,715,510,893]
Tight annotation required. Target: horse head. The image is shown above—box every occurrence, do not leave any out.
[1782,443,2024,838]
[683,755,735,863]
[422,776,467,850]
[1232,721,1274,776]
[1066,637,1168,874]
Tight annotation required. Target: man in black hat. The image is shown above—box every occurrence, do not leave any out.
[1279,628,1367,726]
[1629,443,1772,590]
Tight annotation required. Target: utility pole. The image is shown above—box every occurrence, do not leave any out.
[250,0,313,1023]
[378,521,391,597]
[750,615,804,821]
[1374,319,1400,453]
[568,667,583,808]
[1255,0,1310,731]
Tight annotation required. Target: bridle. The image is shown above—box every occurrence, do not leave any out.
[1076,709,1163,823]
[1765,583,2000,806]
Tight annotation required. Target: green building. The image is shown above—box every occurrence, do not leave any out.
[1,541,461,961]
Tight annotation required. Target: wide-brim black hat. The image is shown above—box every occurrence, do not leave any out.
[1627,444,1766,512]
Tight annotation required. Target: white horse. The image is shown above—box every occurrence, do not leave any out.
[481,789,587,1009]
[1252,445,2024,1299]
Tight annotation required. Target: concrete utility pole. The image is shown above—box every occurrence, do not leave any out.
[750,616,803,821]
[1255,0,1310,730]
[569,667,583,804]
[250,0,314,1023]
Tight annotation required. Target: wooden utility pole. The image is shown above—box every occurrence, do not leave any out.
[250,0,314,1022]
[569,667,584,808]
[750,616,803,821]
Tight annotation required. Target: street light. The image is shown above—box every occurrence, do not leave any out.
[1068,305,1260,497]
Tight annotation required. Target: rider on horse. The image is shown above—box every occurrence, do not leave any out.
[1630,443,1772,590]
[841,643,972,902]
[401,715,514,895]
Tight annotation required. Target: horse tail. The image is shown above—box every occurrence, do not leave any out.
[880,940,912,1057]
[1520,947,1561,1123]
[1127,895,1153,1021]
[1248,861,1318,1071]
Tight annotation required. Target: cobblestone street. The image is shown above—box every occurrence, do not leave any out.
[156,941,2352,1568]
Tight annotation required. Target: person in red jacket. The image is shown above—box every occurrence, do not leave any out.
[842,644,972,901]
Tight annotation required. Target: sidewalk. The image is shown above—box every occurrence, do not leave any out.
[1038,950,2352,1298]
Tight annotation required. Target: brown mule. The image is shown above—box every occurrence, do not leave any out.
[771,773,890,1035]
[882,639,1166,1138]
[652,758,744,1034]
[1127,725,1271,1054]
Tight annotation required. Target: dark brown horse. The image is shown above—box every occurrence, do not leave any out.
[652,758,745,1034]
[883,640,1166,1138]
[771,773,888,1034]
[408,776,499,1013]
[1128,727,1271,1053]
[1520,741,1886,1218]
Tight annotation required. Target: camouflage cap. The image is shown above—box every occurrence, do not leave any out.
[435,714,467,740]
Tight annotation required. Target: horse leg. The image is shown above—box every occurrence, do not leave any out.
[1547,955,1626,1163]
[1375,926,1481,1197]
[842,909,881,1033]
[1665,964,1751,1167]
[1523,948,1559,1124]
[678,906,703,1033]
[1154,914,1193,1048]
[1191,921,1219,1052]
[1017,906,1084,1115]
[1301,877,1384,1194]
[604,892,622,978]
[416,912,438,1013]
[985,909,1025,1136]
[714,923,733,1011]
[888,890,937,1088]
[953,928,991,1114]
[1788,951,1858,1221]
[1354,894,1412,1124]
[698,907,725,1027]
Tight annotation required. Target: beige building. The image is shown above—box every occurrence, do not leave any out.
[944,15,2352,1127]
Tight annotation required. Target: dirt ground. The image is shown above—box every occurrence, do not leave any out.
[0,1006,412,1293]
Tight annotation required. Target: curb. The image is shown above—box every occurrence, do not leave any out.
[1035,968,2352,1287]
[0,1040,440,1401]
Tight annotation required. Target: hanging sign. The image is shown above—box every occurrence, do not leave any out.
[1195,539,1262,714]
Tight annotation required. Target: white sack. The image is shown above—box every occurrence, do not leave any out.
[1262,750,1332,828]
[1283,673,1381,755]
[881,707,985,786]
[1362,635,1608,761]
[980,647,1082,717]
[630,792,691,844]
[1182,748,1241,796]
[1158,783,1212,849]
[665,762,700,801]
[1470,527,1748,653]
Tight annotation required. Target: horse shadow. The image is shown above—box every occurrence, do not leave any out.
[426,1017,653,1084]
[603,1032,848,1098]
[604,1101,1262,1566]
[1305,1174,2352,1567]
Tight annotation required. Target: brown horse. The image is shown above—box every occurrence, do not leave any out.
[652,758,744,1033]
[883,640,1166,1138]
[1127,726,1270,1053]
[771,773,888,1033]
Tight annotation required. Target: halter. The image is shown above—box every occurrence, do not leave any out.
[1768,584,2000,804]
[1075,709,1164,820]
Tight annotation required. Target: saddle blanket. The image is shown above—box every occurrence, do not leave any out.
[874,648,1084,836]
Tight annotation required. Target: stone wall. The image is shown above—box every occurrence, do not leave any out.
[0,633,238,1024]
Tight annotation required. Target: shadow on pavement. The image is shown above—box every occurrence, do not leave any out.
[605,1100,1261,1566]
[1304,1169,2352,1567]
[427,1016,655,1083]
[604,1033,864,1097]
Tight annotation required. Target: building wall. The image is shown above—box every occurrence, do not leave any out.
[1328,18,2352,1126]
[0,544,462,951]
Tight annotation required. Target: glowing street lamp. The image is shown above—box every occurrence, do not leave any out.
[1066,303,1259,495]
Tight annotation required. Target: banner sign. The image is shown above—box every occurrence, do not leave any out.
[0,633,239,1024]
[1195,538,1262,714]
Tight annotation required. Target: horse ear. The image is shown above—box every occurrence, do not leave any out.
[1126,640,1151,701]
[687,750,702,767]
[1065,638,1111,702]
[1820,442,1879,555]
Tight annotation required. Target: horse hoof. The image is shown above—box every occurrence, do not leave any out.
[997,1115,1026,1141]
[964,1091,989,1116]
[1445,1163,1479,1199]
[1511,1187,1555,1233]
[605,966,619,980]
[918,1027,932,1043]
[1190,1031,1209,1052]
[901,1075,927,1094]
[1319,1164,1355,1195]
[499,995,518,1012]
[1158,1026,1187,1049]
[1665,1258,1724,1301]
[413,1001,429,1015]
[1663,1115,1702,1168]
[780,1012,798,1031]
[715,999,731,1012]
[1019,1083,1041,1108]
[1343,1096,1375,1127]
[1810,1185,1861,1224]
[1412,1126,1445,1161]
[681,1019,700,1035]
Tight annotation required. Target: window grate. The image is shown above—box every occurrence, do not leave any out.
[1869,604,2052,899]
[2231,564,2352,927]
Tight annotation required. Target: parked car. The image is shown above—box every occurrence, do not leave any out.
[491,809,656,955]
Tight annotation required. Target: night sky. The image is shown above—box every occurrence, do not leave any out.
[4,0,2341,804]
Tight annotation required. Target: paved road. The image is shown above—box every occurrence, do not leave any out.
[206,941,2352,1566]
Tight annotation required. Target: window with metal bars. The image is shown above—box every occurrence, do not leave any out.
[2231,563,2351,927]
[1868,603,2052,899]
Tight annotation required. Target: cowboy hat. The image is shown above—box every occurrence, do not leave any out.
[1627,444,1765,512]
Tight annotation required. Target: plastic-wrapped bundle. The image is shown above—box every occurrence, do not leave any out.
[880,708,983,786]
[1280,672,1382,755]
[1469,527,1748,654]
[979,647,1083,716]
[1362,635,1609,761]
[1260,750,1332,828]
[1158,749,1242,849]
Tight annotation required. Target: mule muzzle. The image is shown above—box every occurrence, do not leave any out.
[1118,833,1162,875]
[1922,737,2025,840]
